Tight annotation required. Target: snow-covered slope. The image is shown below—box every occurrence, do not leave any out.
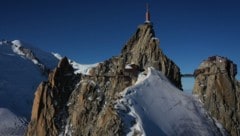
[0,108,27,136]
[11,40,58,70]
[0,40,59,135]
[116,68,226,136]
[53,52,98,74]
[0,40,99,135]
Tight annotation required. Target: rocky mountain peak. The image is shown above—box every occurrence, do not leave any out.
[195,56,237,79]
[49,56,74,88]
[121,23,182,89]
[121,23,155,54]
[193,55,240,136]
[26,23,182,136]
[57,57,72,69]
[26,57,79,136]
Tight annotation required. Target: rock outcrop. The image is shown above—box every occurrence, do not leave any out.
[193,56,240,136]
[25,57,79,136]
[121,23,182,89]
[26,23,182,136]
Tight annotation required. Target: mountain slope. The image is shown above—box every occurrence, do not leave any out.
[26,23,189,136]
[117,68,226,136]
[0,40,59,135]
[0,108,26,136]
[0,39,99,136]
[120,23,182,89]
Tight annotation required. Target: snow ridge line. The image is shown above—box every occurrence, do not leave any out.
[11,40,47,72]
[116,67,227,136]
[115,69,150,136]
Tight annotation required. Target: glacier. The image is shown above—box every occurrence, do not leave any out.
[0,40,58,135]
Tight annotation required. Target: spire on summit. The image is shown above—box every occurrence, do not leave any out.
[145,3,151,23]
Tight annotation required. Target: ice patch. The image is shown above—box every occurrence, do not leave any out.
[125,64,133,69]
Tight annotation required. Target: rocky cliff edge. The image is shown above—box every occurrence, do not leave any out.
[193,56,240,136]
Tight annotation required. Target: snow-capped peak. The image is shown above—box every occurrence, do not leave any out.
[11,40,39,65]
[7,40,58,71]
[0,40,59,135]
[11,40,23,47]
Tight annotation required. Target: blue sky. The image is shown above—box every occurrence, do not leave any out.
[0,0,240,91]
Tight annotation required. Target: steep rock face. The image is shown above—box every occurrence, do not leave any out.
[26,23,182,136]
[121,23,182,89]
[26,57,79,136]
[64,23,182,135]
[193,56,240,136]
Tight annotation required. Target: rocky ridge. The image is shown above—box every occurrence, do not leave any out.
[120,24,182,89]
[26,57,79,136]
[10,40,57,75]
[193,56,240,136]
[26,23,182,136]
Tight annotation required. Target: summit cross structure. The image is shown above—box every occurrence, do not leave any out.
[145,3,151,23]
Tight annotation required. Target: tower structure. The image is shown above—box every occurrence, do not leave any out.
[145,3,151,23]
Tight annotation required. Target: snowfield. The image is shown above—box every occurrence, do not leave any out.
[0,40,59,135]
[0,108,27,136]
[0,40,98,136]
[116,67,226,136]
